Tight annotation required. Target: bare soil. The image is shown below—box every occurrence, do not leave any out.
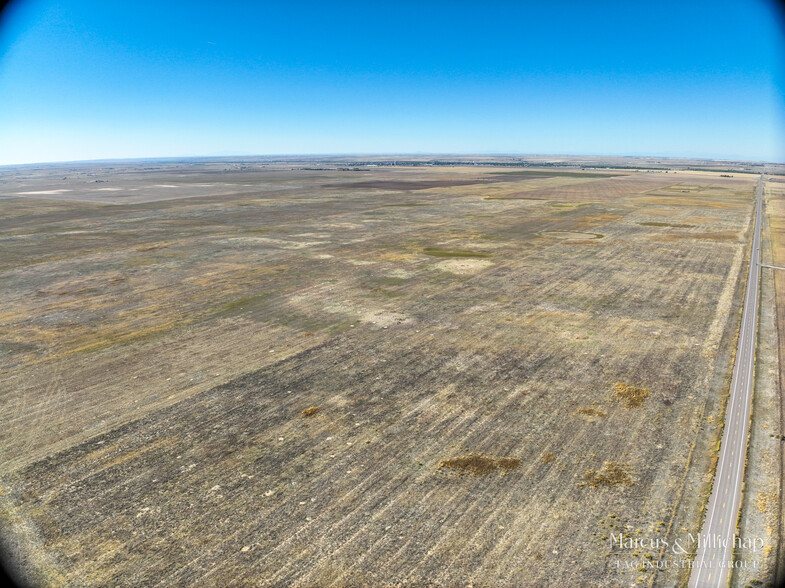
[0,158,763,586]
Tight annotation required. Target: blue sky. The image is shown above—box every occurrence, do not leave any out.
[0,0,783,164]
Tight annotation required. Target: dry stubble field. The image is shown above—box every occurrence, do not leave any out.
[0,161,764,586]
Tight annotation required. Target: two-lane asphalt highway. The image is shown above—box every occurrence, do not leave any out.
[689,175,764,588]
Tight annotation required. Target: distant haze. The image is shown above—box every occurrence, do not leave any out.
[0,0,783,165]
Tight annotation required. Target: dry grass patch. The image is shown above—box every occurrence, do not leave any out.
[376,252,417,262]
[301,406,322,418]
[577,407,607,417]
[540,452,556,464]
[422,247,493,258]
[325,179,488,191]
[135,243,170,252]
[583,462,634,488]
[756,490,776,513]
[434,258,494,275]
[639,221,696,228]
[497,457,522,471]
[438,454,521,476]
[652,230,738,242]
[541,230,604,240]
[612,382,651,408]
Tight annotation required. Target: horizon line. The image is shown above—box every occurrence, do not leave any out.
[1,151,781,168]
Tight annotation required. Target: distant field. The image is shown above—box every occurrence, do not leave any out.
[0,162,762,586]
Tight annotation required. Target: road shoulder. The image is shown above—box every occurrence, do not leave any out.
[732,185,781,586]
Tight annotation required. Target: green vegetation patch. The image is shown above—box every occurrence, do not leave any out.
[367,276,409,287]
[0,340,38,355]
[217,292,273,316]
[270,308,355,335]
[359,277,408,298]
[364,287,404,298]
[422,247,493,258]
